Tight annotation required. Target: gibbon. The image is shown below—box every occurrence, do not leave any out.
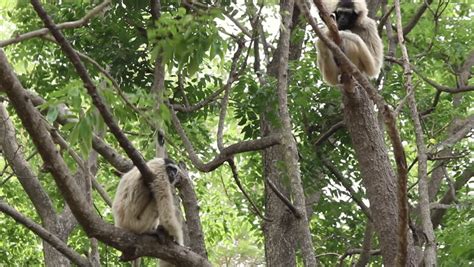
[316,0,384,85]
[112,158,184,267]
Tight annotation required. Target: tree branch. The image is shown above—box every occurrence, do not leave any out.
[0,0,111,47]
[320,157,372,219]
[431,164,473,228]
[0,48,210,266]
[0,199,90,267]
[355,222,374,267]
[313,121,344,146]
[227,159,270,221]
[265,176,301,218]
[30,0,158,188]
[217,40,245,150]
[168,102,280,172]
[402,0,433,36]
[394,1,436,264]
[175,162,208,258]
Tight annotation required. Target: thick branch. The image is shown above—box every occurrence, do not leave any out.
[0,102,57,222]
[0,199,90,267]
[175,163,208,258]
[355,222,374,267]
[277,0,316,265]
[0,0,111,47]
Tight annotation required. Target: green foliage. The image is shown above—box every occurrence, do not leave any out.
[0,0,472,266]
[148,7,225,76]
[438,209,474,266]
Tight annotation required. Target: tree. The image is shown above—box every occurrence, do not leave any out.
[0,0,472,266]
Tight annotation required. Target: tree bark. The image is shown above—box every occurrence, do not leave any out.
[261,1,316,266]
[342,87,417,266]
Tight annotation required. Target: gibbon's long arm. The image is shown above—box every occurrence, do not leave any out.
[339,31,378,77]
[316,31,376,85]
[316,36,341,85]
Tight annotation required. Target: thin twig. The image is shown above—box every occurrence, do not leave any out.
[313,121,344,146]
[227,159,271,221]
[320,157,372,219]
[217,39,245,151]
[265,177,302,218]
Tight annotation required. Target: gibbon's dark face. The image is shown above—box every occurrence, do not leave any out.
[335,1,358,30]
[164,158,180,185]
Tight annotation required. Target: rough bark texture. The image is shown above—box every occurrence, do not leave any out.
[393,0,437,263]
[342,87,416,266]
[261,1,316,266]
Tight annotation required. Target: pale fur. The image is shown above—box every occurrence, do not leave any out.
[112,158,183,267]
[317,0,383,85]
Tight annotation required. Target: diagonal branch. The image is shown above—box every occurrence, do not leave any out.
[265,176,301,218]
[227,159,270,221]
[402,0,433,36]
[168,102,280,172]
[0,0,111,47]
[320,157,372,219]
[0,199,90,267]
[30,0,157,187]
[313,121,344,146]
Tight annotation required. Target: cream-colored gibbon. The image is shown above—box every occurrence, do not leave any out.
[316,0,384,85]
[112,158,184,267]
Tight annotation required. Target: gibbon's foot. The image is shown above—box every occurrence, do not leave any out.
[152,225,175,244]
[119,247,139,262]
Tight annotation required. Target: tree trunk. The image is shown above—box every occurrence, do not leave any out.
[261,0,316,266]
[342,87,417,266]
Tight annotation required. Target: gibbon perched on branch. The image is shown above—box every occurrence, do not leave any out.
[316,0,384,85]
[112,158,184,267]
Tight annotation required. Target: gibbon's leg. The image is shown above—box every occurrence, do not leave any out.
[339,31,378,77]
[317,39,341,85]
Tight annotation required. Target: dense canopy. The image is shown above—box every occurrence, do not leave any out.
[0,0,472,266]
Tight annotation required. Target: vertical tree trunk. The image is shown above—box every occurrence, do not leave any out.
[261,0,316,266]
[342,87,417,266]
